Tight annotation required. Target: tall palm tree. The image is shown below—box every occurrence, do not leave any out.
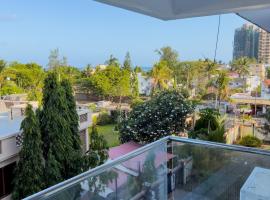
[215,70,230,109]
[204,59,217,79]
[151,61,172,91]
[231,57,252,78]
[208,70,230,109]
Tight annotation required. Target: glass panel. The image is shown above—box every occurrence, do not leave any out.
[39,142,168,200]
[171,141,270,200]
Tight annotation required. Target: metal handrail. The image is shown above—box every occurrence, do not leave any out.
[24,135,270,199]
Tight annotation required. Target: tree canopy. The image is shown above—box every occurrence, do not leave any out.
[120,90,194,143]
[12,105,44,199]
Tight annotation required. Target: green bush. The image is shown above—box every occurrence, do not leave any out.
[89,103,97,112]
[97,112,112,125]
[110,110,121,123]
[239,135,262,147]
[92,115,98,126]
[130,98,144,108]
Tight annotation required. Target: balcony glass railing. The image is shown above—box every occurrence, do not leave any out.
[25,136,270,200]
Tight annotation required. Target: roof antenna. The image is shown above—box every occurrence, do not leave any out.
[214,15,221,63]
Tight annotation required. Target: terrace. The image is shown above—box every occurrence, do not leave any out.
[23,1,270,199]
[25,136,270,200]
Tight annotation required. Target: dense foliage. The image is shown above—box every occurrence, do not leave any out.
[239,135,262,147]
[84,126,109,168]
[190,108,226,143]
[120,90,194,143]
[39,73,83,185]
[13,105,44,199]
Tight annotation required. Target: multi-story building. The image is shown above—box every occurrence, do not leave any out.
[0,104,91,199]
[258,29,270,64]
[249,63,266,80]
[233,24,259,60]
[233,24,270,64]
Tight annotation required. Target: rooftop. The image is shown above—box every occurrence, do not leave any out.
[0,112,23,140]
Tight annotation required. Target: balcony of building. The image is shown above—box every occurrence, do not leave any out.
[25,136,270,200]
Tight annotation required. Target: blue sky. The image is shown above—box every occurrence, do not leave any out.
[0,0,247,68]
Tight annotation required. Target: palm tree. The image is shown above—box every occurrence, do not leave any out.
[151,61,172,91]
[204,59,217,79]
[231,57,252,78]
[215,70,230,109]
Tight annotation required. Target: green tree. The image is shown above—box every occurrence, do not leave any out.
[193,108,220,132]
[48,48,67,70]
[12,105,44,199]
[215,70,230,108]
[0,62,45,101]
[80,65,131,101]
[156,46,179,84]
[204,59,217,79]
[123,52,132,71]
[61,79,81,150]
[156,46,179,70]
[39,73,74,183]
[0,59,6,73]
[44,149,62,187]
[82,64,94,78]
[134,66,143,73]
[56,66,81,84]
[60,79,84,177]
[84,126,109,168]
[151,61,172,92]
[267,68,270,79]
[105,54,120,67]
[131,71,139,98]
[120,90,194,143]
[190,108,226,143]
[231,57,253,78]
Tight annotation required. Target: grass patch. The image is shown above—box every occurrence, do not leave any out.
[90,124,120,147]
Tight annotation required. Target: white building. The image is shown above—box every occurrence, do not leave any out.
[0,105,91,199]
[228,75,261,94]
[137,73,153,96]
[261,80,270,99]
[246,76,261,93]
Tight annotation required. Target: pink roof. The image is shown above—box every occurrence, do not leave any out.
[228,72,239,78]
[107,141,174,191]
[109,141,142,159]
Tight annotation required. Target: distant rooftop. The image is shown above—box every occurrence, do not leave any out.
[0,112,23,140]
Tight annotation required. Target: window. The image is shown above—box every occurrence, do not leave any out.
[0,162,16,198]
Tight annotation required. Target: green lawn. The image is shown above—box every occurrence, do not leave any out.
[95,124,120,147]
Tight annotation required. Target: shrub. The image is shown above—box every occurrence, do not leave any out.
[92,115,98,126]
[110,110,121,123]
[239,135,262,147]
[89,103,97,112]
[97,112,112,125]
[130,98,144,108]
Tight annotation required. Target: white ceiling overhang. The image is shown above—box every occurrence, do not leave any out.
[95,0,270,32]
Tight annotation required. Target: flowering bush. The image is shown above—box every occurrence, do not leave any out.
[120,90,194,143]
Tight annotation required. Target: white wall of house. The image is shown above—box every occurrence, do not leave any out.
[137,73,153,96]
[261,82,270,99]
[0,134,20,168]
[246,76,261,93]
